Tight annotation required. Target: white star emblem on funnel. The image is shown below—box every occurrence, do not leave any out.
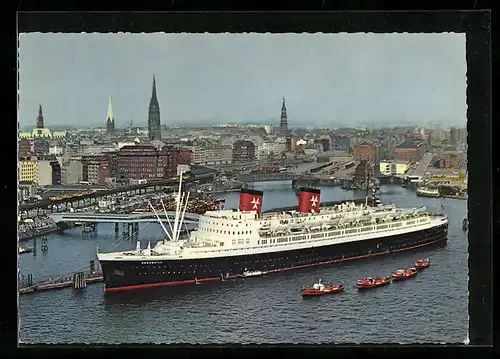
[310,195,319,207]
[251,197,260,209]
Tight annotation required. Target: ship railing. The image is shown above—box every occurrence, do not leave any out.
[259,218,431,243]
[260,213,430,237]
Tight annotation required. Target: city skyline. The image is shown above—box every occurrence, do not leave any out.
[18,33,467,128]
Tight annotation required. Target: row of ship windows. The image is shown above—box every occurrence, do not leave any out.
[135,242,434,276]
[261,219,427,238]
[198,217,424,234]
[201,213,418,229]
[258,222,427,244]
[132,236,436,275]
[136,256,299,270]
[135,270,240,275]
[146,241,430,272]
[188,222,434,255]
[201,228,253,235]
[231,238,251,245]
[201,220,250,227]
[136,271,183,275]
[134,264,226,269]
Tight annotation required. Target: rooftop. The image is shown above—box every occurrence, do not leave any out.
[395,140,424,149]
[19,180,36,186]
[19,138,31,146]
[119,144,156,150]
[441,150,461,155]
[318,150,350,157]
[356,160,372,171]
[354,140,374,148]
[380,159,410,165]
[189,165,217,175]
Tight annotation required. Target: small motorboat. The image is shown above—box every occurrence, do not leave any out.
[356,276,391,289]
[301,279,344,297]
[19,246,33,254]
[414,258,430,270]
[391,268,418,281]
[242,270,264,278]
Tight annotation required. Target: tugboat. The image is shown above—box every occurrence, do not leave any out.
[356,276,391,289]
[301,279,344,297]
[391,268,418,281]
[414,258,430,270]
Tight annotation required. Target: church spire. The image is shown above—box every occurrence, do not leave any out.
[36,105,44,129]
[280,97,288,133]
[148,74,161,141]
[152,74,158,102]
[106,96,115,134]
[107,96,114,122]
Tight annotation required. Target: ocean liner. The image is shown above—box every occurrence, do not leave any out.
[97,174,448,292]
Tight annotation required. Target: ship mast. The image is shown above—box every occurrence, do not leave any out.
[174,192,185,241]
[160,197,175,238]
[171,171,184,242]
[175,191,190,241]
[148,201,173,241]
[365,171,370,206]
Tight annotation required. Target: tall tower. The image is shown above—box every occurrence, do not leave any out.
[106,96,115,133]
[279,97,288,134]
[148,75,161,141]
[36,105,44,129]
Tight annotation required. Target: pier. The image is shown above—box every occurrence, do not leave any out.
[19,214,60,240]
[19,273,103,295]
[19,260,104,295]
[441,193,467,200]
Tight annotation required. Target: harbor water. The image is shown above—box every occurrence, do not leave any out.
[18,184,468,344]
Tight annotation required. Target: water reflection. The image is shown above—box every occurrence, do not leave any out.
[102,277,244,308]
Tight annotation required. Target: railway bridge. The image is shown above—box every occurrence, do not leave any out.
[19,179,181,217]
[238,172,298,182]
[50,211,201,225]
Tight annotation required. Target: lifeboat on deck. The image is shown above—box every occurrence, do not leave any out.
[300,279,344,297]
[391,268,418,281]
[356,276,391,289]
[414,258,430,270]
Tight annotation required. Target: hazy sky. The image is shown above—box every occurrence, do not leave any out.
[18,33,466,128]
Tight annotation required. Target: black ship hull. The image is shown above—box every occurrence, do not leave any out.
[100,222,448,292]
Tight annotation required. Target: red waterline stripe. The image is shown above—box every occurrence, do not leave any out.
[104,274,240,292]
[104,238,446,293]
[263,237,446,275]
